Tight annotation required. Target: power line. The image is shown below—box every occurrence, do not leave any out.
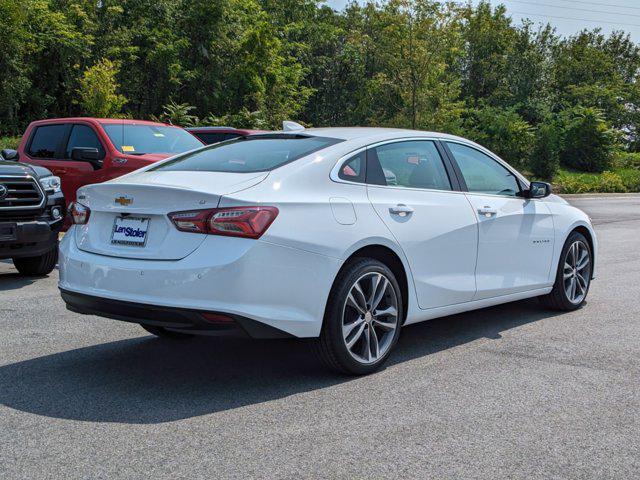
[505,0,640,19]
[551,0,640,12]
[509,10,640,28]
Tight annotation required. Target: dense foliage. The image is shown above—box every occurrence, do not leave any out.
[1,0,639,180]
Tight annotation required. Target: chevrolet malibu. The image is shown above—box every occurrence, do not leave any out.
[59,126,597,374]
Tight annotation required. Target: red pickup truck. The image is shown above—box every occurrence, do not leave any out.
[17,118,203,202]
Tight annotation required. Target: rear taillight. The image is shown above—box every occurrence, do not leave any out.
[168,206,278,239]
[68,202,91,225]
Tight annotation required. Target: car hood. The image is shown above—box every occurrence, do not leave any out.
[0,160,51,179]
[125,153,173,163]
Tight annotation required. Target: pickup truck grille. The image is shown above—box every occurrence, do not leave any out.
[0,176,45,210]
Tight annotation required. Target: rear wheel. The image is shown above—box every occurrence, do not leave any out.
[140,324,194,339]
[316,258,403,375]
[12,243,58,277]
[540,231,592,310]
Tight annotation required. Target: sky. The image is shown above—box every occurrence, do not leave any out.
[326,0,640,42]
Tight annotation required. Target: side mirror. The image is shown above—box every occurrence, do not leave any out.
[525,181,552,199]
[1,149,19,161]
[71,147,102,169]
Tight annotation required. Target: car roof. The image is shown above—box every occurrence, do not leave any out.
[295,127,470,143]
[186,126,265,133]
[29,117,176,127]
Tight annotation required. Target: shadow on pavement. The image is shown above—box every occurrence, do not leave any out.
[0,298,563,424]
[0,271,39,291]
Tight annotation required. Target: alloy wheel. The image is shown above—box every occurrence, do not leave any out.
[341,272,399,364]
[563,240,591,304]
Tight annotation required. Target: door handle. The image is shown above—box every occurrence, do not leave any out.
[389,204,414,216]
[55,169,68,175]
[477,206,497,217]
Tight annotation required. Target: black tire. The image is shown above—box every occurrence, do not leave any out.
[539,231,592,311]
[315,257,404,375]
[140,324,194,339]
[12,243,58,277]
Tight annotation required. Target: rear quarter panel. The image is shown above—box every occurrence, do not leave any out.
[217,142,422,324]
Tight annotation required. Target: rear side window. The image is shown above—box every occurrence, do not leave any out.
[196,132,242,144]
[367,140,452,191]
[28,124,67,158]
[152,135,343,173]
[65,125,105,159]
[338,151,366,183]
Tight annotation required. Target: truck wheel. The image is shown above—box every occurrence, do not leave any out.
[12,244,58,277]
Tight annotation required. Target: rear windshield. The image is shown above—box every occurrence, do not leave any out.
[102,123,202,155]
[150,135,342,173]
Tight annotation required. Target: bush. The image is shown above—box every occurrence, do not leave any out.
[558,107,618,173]
[613,152,640,170]
[554,169,627,193]
[618,168,640,191]
[153,101,199,127]
[529,121,561,180]
[0,136,20,151]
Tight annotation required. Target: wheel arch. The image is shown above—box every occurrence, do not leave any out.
[571,224,596,279]
[333,241,414,323]
[559,219,597,280]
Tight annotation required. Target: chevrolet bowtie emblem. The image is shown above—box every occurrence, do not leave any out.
[115,196,133,206]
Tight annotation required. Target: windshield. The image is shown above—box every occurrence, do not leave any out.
[150,135,343,173]
[102,124,203,155]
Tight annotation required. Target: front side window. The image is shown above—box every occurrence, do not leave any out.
[65,125,105,159]
[447,142,520,197]
[151,135,342,173]
[28,124,67,159]
[367,140,452,191]
[102,124,203,155]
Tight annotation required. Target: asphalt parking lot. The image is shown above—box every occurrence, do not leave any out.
[1,194,639,479]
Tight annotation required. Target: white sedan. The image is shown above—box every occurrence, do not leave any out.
[59,126,597,374]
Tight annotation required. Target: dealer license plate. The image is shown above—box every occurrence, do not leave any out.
[111,217,149,247]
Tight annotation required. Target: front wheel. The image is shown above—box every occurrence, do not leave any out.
[316,258,403,375]
[540,231,592,310]
[12,244,58,277]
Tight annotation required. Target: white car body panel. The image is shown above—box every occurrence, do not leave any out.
[59,127,597,338]
[368,186,478,309]
[464,192,555,300]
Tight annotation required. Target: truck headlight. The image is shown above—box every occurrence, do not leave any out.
[39,176,61,193]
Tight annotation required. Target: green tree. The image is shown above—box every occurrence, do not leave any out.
[0,0,31,133]
[465,105,534,168]
[559,107,619,173]
[77,58,127,117]
[530,119,561,180]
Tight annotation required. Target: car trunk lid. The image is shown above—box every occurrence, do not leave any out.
[75,171,268,260]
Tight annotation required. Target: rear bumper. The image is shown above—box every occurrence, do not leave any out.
[58,228,341,338]
[60,289,292,338]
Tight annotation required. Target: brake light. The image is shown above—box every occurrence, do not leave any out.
[68,202,91,225]
[168,206,278,238]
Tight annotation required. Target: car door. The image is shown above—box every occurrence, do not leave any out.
[444,141,555,300]
[57,124,108,200]
[366,139,478,309]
